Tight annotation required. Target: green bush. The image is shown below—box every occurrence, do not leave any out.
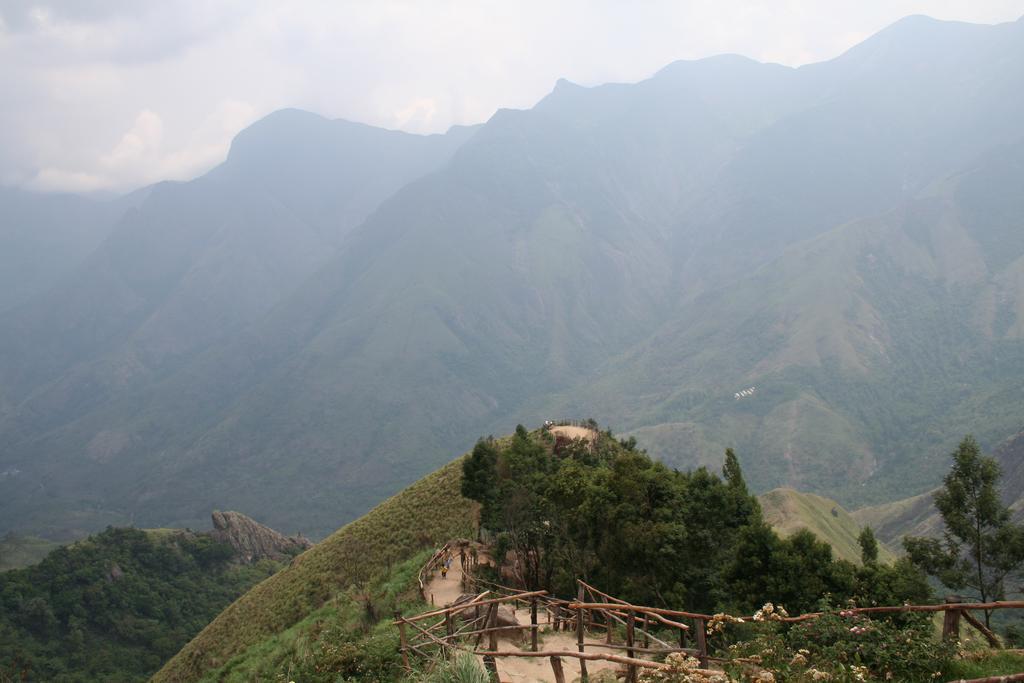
[419,654,489,683]
[722,611,951,682]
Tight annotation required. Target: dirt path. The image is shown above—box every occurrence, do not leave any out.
[548,425,597,443]
[423,550,465,609]
[422,554,623,682]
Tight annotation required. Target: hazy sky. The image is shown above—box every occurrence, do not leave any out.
[2,1,1022,194]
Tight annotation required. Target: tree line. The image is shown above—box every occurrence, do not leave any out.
[461,424,933,616]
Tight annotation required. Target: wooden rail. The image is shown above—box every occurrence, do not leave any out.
[416,543,451,600]
[399,556,1024,681]
[577,580,705,678]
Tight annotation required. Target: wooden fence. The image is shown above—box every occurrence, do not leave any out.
[401,544,1024,681]
[416,542,451,600]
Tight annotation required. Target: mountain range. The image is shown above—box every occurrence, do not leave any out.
[1,14,1023,539]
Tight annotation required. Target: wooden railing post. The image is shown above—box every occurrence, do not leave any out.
[626,609,636,683]
[531,597,539,652]
[606,609,613,644]
[395,611,410,670]
[487,602,499,651]
[642,613,650,649]
[694,617,708,669]
[550,655,566,683]
[484,602,499,682]
[679,620,687,650]
[577,584,588,681]
[943,595,962,643]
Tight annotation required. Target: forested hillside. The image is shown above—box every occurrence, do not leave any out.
[2,16,1024,540]
[0,525,284,681]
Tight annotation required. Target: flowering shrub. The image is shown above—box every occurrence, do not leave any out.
[752,603,789,622]
[639,653,730,682]
[721,610,951,682]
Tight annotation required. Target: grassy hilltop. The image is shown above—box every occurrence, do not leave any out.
[151,426,1024,682]
[759,488,896,564]
[153,458,476,682]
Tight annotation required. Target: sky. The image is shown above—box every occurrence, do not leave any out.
[2,1,1023,195]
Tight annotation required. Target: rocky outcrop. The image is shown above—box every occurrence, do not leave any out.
[208,511,311,563]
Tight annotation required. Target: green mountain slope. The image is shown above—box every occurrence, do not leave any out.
[759,488,895,564]
[153,458,476,682]
[561,138,1024,507]
[0,113,476,538]
[0,187,143,314]
[2,16,1024,540]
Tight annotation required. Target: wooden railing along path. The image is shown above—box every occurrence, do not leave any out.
[401,544,1024,681]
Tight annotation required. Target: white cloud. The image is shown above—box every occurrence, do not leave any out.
[2,0,1023,194]
[27,100,259,192]
[100,109,163,170]
[29,167,106,194]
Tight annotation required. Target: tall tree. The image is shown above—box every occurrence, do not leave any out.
[461,438,500,530]
[904,436,1024,627]
[859,526,879,565]
[722,448,746,490]
[722,447,761,525]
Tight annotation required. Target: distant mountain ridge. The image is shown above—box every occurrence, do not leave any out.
[2,15,1024,539]
[0,187,146,313]
[0,113,476,538]
[852,430,1024,546]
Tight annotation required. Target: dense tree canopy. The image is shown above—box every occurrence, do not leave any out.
[463,425,931,615]
[0,527,280,682]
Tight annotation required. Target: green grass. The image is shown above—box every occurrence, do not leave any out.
[943,650,1024,679]
[419,653,489,683]
[759,488,896,564]
[850,490,942,546]
[153,457,477,682]
[201,550,429,682]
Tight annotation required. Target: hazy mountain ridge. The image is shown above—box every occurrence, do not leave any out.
[2,15,1024,538]
[569,140,1024,503]
[0,187,144,314]
[0,115,477,537]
